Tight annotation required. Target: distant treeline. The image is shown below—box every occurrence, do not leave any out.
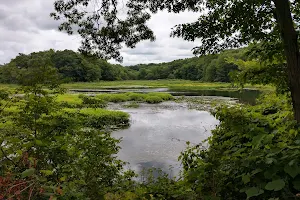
[0,48,247,83]
[0,50,137,83]
[129,48,246,82]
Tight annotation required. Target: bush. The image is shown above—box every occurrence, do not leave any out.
[180,93,300,199]
[0,88,130,199]
[105,169,198,200]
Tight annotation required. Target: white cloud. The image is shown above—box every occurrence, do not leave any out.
[0,0,200,65]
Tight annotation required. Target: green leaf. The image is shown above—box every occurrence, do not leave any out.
[40,170,53,176]
[252,134,266,148]
[42,193,55,197]
[265,157,275,164]
[265,179,285,191]
[293,180,300,191]
[35,140,43,146]
[284,165,299,178]
[245,187,264,199]
[251,168,262,176]
[242,174,250,184]
[16,150,23,155]
[21,168,35,178]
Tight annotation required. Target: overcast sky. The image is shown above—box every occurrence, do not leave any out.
[0,0,200,66]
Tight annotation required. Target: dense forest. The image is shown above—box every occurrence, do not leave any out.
[129,48,246,82]
[0,48,246,83]
[0,50,137,83]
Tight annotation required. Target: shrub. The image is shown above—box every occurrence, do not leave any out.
[105,169,198,200]
[0,88,129,199]
[180,93,300,199]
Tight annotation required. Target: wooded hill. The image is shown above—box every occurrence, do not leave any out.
[0,48,247,83]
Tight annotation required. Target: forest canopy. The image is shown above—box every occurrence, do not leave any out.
[0,48,247,83]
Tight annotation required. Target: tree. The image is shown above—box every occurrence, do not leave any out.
[0,56,131,199]
[52,0,300,122]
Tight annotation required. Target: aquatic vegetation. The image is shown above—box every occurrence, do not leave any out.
[126,92,145,101]
[79,95,107,108]
[61,108,130,129]
[56,94,83,108]
[144,95,163,104]
[93,92,174,103]
[96,93,131,102]
[147,92,174,101]
[61,80,273,91]
[123,102,140,108]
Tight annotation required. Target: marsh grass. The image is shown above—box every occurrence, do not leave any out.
[95,93,131,102]
[144,96,163,104]
[56,94,83,108]
[123,102,140,108]
[79,108,130,128]
[61,80,274,91]
[95,92,174,103]
[79,95,107,108]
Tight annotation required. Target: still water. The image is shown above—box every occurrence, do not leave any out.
[111,101,220,177]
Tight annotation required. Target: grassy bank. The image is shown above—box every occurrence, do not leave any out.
[56,92,174,107]
[61,80,273,91]
[0,80,274,91]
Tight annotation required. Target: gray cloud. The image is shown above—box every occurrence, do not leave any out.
[0,0,199,65]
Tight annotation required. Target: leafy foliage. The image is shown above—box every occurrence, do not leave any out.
[51,0,299,58]
[1,48,249,83]
[0,62,132,199]
[51,0,155,62]
[0,50,138,83]
[129,48,245,82]
[180,93,300,199]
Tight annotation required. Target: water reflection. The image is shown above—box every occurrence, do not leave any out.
[112,102,219,177]
[71,88,261,104]
[169,89,261,104]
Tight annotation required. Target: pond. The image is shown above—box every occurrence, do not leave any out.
[71,87,260,177]
[110,100,220,178]
[70,88,261,104]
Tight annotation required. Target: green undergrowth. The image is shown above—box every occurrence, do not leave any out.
[180,93,300,199]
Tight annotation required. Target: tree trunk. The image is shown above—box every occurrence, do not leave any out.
[273,0,300,123]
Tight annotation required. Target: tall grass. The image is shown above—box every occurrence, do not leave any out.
[66,108,130,129]
[56,94,83,108]
[62,80,274,91]
[95,92,174,103]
